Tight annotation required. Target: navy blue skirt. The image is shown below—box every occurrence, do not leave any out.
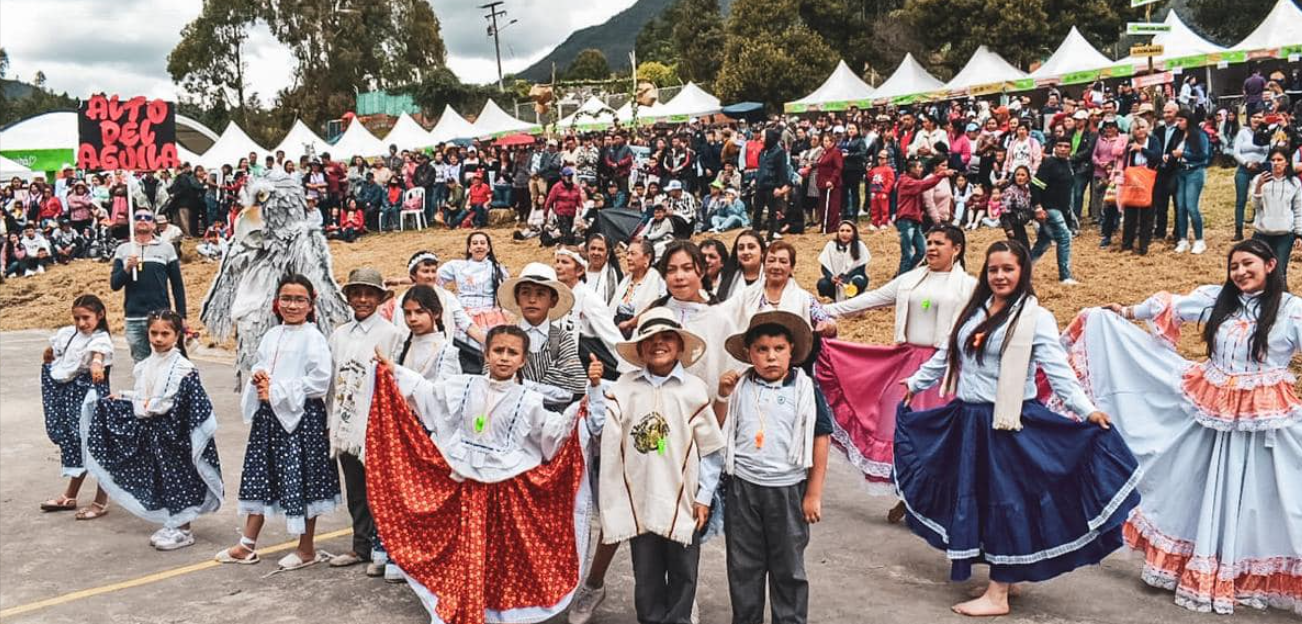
[237,398,340,535]
[893,399,1140,583]
[83,373,224,528]
[41,364,110,478]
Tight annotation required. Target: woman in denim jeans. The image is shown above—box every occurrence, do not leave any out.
[1173,108,1210,255]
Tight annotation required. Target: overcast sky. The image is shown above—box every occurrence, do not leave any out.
[0,0,636,101]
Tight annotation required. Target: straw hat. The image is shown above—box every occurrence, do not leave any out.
[724,310,813,366]
[616,307,706,368]
[341,267,394,301]
[498,262,574,321]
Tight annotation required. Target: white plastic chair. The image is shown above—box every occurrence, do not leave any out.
[399,187,427,230]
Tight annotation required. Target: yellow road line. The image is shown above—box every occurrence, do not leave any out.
[0,528,352,620]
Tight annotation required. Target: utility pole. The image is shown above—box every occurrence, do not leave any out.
[481,1,508,91]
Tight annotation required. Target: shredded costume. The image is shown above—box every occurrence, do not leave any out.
[41,325,114,477]
[1061,289,1302,615]
[237,324,341,535]
[898,297,1141,583]
[81,349,223,528]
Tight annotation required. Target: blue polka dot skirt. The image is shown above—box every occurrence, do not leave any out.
[41,363,109,478]
[237,398,341,535]
[82,372,224,528]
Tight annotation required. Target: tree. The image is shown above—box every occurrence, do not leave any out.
[636,61,680,88]
[0,47,9,79]
[167,0,259,128]
[635,7,678,65]
[671,0,725,84]
[566,49,612,81]
[714,0,838,107]
[1188,0,1278,44]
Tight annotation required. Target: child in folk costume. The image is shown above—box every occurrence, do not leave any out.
[39,294,114,519]
[82,310,223,550]
[1075,240,1301,615]
[818,226,976,512]
[498,262,588,410]
[217,274,341,571]
[326,268,404,575]
[554,247,628,381]
[715,311,832,624]
[380,250,484,348]
[599,308,726,624]
[366,325,605,624]
[815,220,870,302]
[394,284,462,384]
[898,241,1139,617]
[437,231,510,336]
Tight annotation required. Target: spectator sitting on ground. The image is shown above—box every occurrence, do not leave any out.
[710,187,749,233]
[19,224,52,276]
[196,219,228,261]
[50,219,82,264]
[441,177,467,229]
[155,213,183,251]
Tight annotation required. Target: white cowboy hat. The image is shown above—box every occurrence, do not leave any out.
[616,307,706,368]
[498,262,574,321]
[724,310,813,365]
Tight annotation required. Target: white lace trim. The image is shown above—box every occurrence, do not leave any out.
[238,495,342,536]
[1199,362,1296,388]
[829,415,894,481]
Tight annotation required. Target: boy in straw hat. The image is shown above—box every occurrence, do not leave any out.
[715,310,832,624]
[599,307,725,624]
[326,267,404,575]
[500,261,587,410]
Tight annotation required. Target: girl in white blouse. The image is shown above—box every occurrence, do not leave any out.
[437,231,510,337]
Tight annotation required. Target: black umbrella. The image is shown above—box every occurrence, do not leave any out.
[721,102,766,123]
[592,207,645,246]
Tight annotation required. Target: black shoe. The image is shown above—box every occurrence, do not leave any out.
[1233,233,1244,242]
[1137,245,1148,256]
[1098,237,1111,248]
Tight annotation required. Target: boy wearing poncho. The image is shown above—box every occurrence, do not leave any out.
[599,307,725,624]
[715,310,832,624]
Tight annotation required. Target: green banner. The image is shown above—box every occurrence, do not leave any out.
[1216,50,1248,64]
[1165,54,1208,69]
[1101,64,1135,78]
[1008,78,1037,92]
[823,101,848,112]
[1282,44,1302,58]
[0,148,75,174]
[784,103,807,113]
[890,95,919,106]
[1061,70,1100,85]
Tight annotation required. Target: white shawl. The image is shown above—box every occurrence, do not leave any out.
[894,266,975,348]
[941,296,1040,431]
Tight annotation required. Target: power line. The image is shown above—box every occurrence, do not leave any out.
[480,1,518,91]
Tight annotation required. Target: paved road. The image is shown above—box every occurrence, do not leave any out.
[0,330,1292,623]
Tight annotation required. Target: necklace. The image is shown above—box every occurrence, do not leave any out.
[750,378,768,450]
[474,381,507,435]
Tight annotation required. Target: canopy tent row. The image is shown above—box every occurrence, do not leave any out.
[0,110,221,172]
[614,100,670,125]
[383,113,434,151]
[870,53,946,106]
[654,82,722,121]
[785,60,877,113]
[272,119,332,164]
[558,96,618,131]
[1118,11,1224,69]
[1028,26,1135,86]
[428,105,478,144]
[329,120,387,159]
[0,154,34,179]
[471,99,541,138]
[198,122,267,170]
[942,45,1029,97]
[1231,0,1302,53]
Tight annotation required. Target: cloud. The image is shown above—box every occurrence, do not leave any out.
[0,0,639,100]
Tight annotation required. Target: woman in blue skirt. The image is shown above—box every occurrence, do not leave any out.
[83,310,223,551]
[216,274,341,571]
[898,240,1140,616]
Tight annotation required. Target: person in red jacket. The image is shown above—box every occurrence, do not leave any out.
[466,173,492,229]
[894,157,949,275]
[543,167,584,246]
[867,150,897,230]
[339,198,366,243]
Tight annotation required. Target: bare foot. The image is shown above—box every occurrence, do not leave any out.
[887,501,907,524]
[968,583,1022,598]
[952,594,1010,617]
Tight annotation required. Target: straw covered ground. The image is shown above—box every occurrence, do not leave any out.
[1,168,1289,363]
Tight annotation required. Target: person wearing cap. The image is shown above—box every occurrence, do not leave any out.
[325,267,404,575]
[111,208,187,362]
[714,310,832,624]
[50,218,82,263]
[1067,109,1098,232]
[597,307,725,624]
[544,167,585,246]
[500,262,588,410]
[662,178,699,229]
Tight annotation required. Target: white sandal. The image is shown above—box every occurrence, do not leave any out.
[273,551,330,573]
[215,535,261,565]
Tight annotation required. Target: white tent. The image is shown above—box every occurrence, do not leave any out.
[272,120,332,163]
[177,144,203,167]
[787,60,876,112]
[1120,11,1225,66]
[872,53,945,103]
[559,96,617,130]
[199,122,267,169]
[471,100,540,137]
[0,154,34,179]
[1030,27,1126,80]
[428,105,478,143]
[383,113,433,151]
[656,82,722,119]
[1232,0,1302,52]
[943,46,1027,94]
[615,100,670,124]
[329,120,386,159]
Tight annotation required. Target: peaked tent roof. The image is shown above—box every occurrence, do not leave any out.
[614,100,670,124]
[559,96,617,129]
[787,60,876,110]
[471,100,540,137]
[428,105,478,143]
[383,113,433,151]
[872,53,945,102]
[943,46,1027,94]
[656,82,722,119]
[1120,11,1225,65]
[330,120,386,159]
[273,120,332,163]
[199,122,267,169]
[1030,27,1125,80]
[0,154,34,179]
[1232,0,1302,51]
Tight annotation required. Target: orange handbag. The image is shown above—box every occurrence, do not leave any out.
[1119,166,1156,209]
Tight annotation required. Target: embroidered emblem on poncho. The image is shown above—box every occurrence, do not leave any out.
[631,412,670,455]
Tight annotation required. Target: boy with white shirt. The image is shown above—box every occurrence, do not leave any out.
[326,267,404,575]
[499,262,587,410]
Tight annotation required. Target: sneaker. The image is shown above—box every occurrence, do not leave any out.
[384,563,405,584]
[1191,239,1206,255]
[1060,278,1080,286]
[770,233,783,240]
[150,526,173,547]
[154,528,195,551]
[1098,237,1111,248]
[567,583,606,624]
[1174,240,1189,254]
[23,270,33,277]
[36,265,45,274]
